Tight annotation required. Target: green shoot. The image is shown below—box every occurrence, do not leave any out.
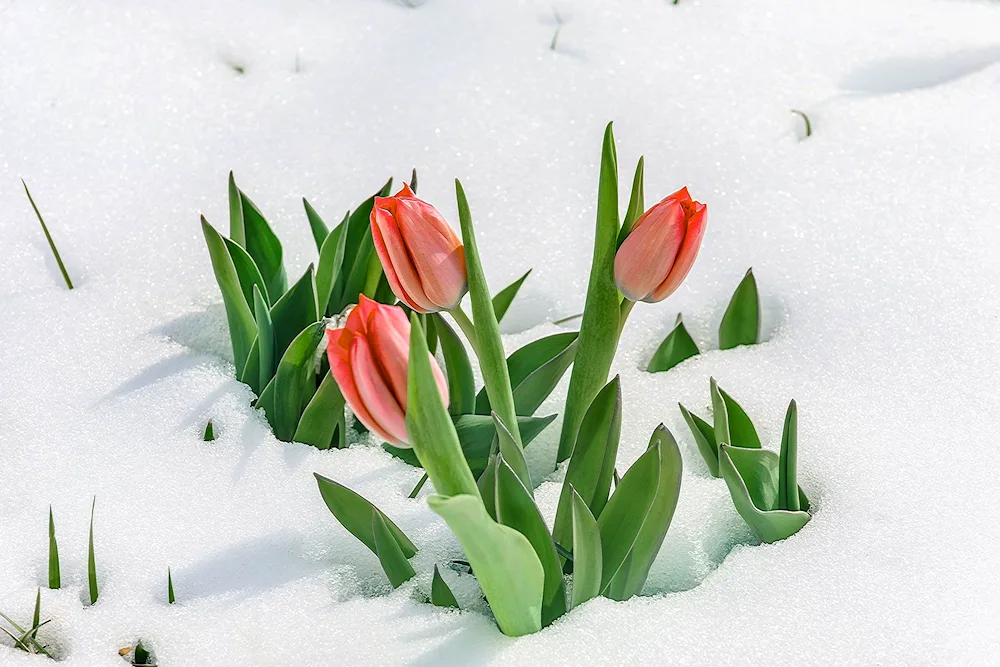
[22,180,74,290]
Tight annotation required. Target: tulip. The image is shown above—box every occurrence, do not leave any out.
[326,295,448,446]
[371,184,467,313]
[614,187,707,303]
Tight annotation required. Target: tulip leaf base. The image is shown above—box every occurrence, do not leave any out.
[647,315,700,373]
[719,268,761,350]
[719,401,810,543]
[679,378,761,477]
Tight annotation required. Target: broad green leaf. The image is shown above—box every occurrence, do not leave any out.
[331,179,392,311]
[596,446,659,593]
[373,511,416,588]
[270,265,319,362]
[778,400,800,511]
[455,180,521,447]
[494,457,565,626]
[271,321,325,442]
[431,565,459,608]
[478,452,499,521]
[134,641,151,666]
[228,171,245,247]
[361,240,386,298]
[48,507,59,589]
[711,379,761,450]
[557,123,621,462]
[492,269,531,324]
[303,197,330,252]
[314,473,417,557]
[316,213,349,316]
[424,311,438,355]
[88,498,98,605]
[719,445,810,543]
[253,285,275,394]
[168,568,175,604]
[719,268,760,350]
[224,237,270,308]
[475,332,579,417]
[569,487,601,609]
[405,313,480,499]
[340,227,376,307]
[679,404,719,477]
[240,190,288,298]
[493,413,531,492]
[608,425,683,600]
[647,316,699,373]
[617,155,645,247]
[427,493,543,637]
[552,377,622,557]
[294,372,345,450]
[201,216,256,377]
[385,414,555,479]
[435,316,475,416]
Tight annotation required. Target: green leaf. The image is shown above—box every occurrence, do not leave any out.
[294,372,345,449]
[475,332,579,417]
[32,588,40,631]
[201,216,257,377]
[303,197,330,252]
[778,400,800,511]
[373,511,416,588]
[340,228,376,307]
[252,285,276,394]
[647,316,699,373]
[424,312,438,355]
[719,445,810,543]
[47,506,59,589]
[409,168,418,193]
[568,487,601,609]
[240,189,288,298]
[314,473,417,557]
[552,377,622,556]
[134,641,151,666]
[228,171,245,247]
[269,266,319,363]
[492,269,531,324]
[88,497,98,605]
[427,493,543,637]
[331,179,393,311]
[478,452,499,521]
[316,213,349,316]
[711,379,761,450]
[719,268,760,349]
[435,316,475,416]
[617,155,645,247]
[596,446,660,594]
[431,565,459,609]
[224,237,270,308]
[271,321,325,442]
[455,180,521,447]
[679,404,719,477]
[203,420,215,441]
[492,413,531,492]
[557,122,621,463]
[607,425,683,600]
[168,568,175,604]
[494,457,565,626]
[22,180,74,290]
[405,313,481,499]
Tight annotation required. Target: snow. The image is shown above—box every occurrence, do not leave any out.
[3,0,1000,663]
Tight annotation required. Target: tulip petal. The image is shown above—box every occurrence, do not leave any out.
[372,199,436,312]
[327,328,381,442]
[351,337,409,446]
[614,200,685,302]
[369,306,412,408]
[652,203,708,302]
[395,200,468,310]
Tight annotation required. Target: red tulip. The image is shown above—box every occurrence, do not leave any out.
[371,184,467,313]
[614,187,707,303]
[326,295,448,446]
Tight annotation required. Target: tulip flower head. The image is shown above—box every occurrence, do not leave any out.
[371,184,468,313]
[326,295,448,446]
[614,187,707,303]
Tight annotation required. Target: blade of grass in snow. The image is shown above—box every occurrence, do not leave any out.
[168,568,175,604]
[48,506,60,589]
[22,180,74,290]
[88,497,98,605]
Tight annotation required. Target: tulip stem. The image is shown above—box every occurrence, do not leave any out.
[617,298,636,339]
[449,304,480,357]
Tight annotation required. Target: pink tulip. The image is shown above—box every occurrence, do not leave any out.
[370,184,468,313]
[326,295,448,447]
[614,187,707,303]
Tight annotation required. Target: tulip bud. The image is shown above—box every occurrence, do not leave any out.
[326,295,448,446]
[614,187,707,303]
[370,184,468,313]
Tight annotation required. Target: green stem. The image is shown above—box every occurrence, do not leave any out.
[449,304,480,357]
[617,299,635,339]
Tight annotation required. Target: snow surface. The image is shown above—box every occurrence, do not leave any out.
[3,0,1000,664]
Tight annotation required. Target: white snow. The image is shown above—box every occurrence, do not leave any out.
[3,0,1000,664]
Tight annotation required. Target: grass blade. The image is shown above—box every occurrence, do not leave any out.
[48,506,60,589]
[22,180,73,290]
[88,497,98,605]
[168,568,175,604]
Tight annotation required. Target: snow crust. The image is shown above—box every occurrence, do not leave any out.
[3,0,1000,663]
